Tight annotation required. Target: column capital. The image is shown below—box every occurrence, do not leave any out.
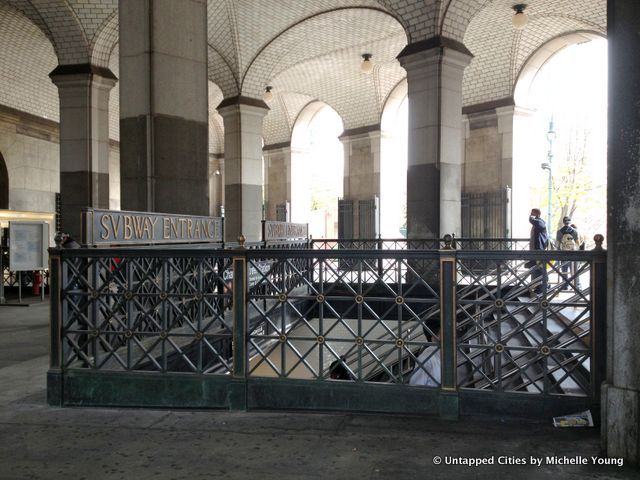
[397,36,473,71]
[217,96,269,118]
[263,142,291,153]
[338,124,382,143]
[49,63,118,89]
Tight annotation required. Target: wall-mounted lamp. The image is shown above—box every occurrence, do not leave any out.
[361,53,373,74]
[215,169,220,176]
[512,4,528,29]
[263,86,273,102]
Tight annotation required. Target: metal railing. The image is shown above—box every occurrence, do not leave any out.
[47,237,606,417]
[311,237,531,251]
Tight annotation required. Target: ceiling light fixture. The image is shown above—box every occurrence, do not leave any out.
[512,4,528,29]
[361,53,373,74]
[263,86,273,102]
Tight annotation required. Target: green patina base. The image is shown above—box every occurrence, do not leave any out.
[49,369,597,421]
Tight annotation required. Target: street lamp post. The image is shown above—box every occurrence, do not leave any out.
[541,118,556,230]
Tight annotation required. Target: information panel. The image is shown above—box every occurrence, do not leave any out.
[9,221,49,271]
[83,209,223,246]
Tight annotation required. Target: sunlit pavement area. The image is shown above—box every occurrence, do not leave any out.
[0,299,636,480]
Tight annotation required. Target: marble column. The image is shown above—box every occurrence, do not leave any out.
[50,64,117,240]
[398,37,472,238]
[263,143,292,221]
[339,126,382,238]
[603,0,640,466]
[217,97,269,242]
[119,0,208,215]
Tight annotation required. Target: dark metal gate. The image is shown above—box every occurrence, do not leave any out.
[461,187,511,238]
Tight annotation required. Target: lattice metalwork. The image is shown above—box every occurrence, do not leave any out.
[245,250,441,385]
[456,252,593,396]
[60,251,233,374]
[311,238,529,251]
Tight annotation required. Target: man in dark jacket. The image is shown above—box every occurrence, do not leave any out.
[528,208,548,294]
[529,208,549,250]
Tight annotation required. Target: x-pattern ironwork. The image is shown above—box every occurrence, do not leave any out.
[456,255,592,396]
[245,251,440,383]
[60,253,233,373]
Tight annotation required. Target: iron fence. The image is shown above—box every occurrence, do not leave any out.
[48,239,606,417]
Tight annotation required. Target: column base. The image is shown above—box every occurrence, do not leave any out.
[602,382,640,465]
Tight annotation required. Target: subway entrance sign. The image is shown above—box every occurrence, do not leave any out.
[82,208,223,246]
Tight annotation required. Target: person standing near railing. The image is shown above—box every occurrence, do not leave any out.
[556,216,579,290]
[528,208,549,295]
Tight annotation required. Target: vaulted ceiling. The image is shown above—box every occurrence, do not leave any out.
[0,0,606,150]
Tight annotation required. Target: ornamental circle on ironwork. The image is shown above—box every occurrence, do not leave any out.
[495,343,505,353]
[316,335,325,344]
[495,299,505,309]
[124,291,133,300]
[355,336,364,346]
[355,295,364,304]
[194,292,203,301]
[90,329,100,338]
[125,329,133,339]
[316,294,325,303]
[395,296,404,305]
[541,345,551,356]
[395,338,405,348]
[159,330,168,339]
[90,289,99,299]
[279,334,287,343]
[540,300,550,310]
[195,331,204,340]
[159,291,168,301]
[278,293,287,303]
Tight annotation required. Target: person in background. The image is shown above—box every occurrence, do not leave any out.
[571,223,587,250]
[556,216,579,290]
[528,208,549,294]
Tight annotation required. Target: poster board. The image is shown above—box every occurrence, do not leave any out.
[9,221,49,271]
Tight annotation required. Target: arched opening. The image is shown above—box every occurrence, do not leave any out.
[513,34,607,240]
[380,80,408,237]
[0,153,8,209]
[291,102,344,238]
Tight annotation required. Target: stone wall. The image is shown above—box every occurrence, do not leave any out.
[0,104,122,215]
[0,106,59,213]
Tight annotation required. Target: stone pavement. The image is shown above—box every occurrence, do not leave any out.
[0,300,637,480]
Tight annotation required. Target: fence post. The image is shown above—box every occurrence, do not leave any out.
[591,234,607,403]
[230,237,248,410]
[439,235,458,419]
[47,250,63,407]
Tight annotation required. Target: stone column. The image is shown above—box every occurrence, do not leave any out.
[461,101,518,237]
[50,64,117,240]
[119,0,208,215]
[340,126,381,201]
[398,38,472,237]
[263,143,292,221]
[603,0,640,466]
[339,126,382,238]
[217,97,269,242]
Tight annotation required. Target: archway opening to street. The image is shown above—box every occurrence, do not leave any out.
[514,35,607,243]
[291,102,344,238]
[380,81,408,237]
